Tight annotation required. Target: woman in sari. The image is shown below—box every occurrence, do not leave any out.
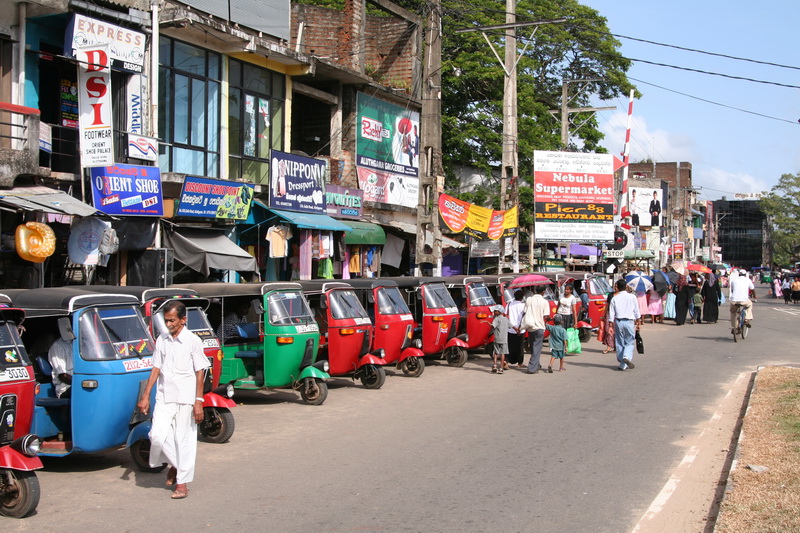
[597,283,620,353]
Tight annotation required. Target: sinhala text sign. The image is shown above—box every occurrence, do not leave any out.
[269,150,326,214]
[533,151,615,243]
[177,176,255,220]
[438,193,518,241]
[90,164,163,216]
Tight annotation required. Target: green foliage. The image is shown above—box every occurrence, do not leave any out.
[760,173,800,266]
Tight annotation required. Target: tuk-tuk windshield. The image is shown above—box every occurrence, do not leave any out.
[153,307,215,339]
[0,320,31,368]
[78,306,155,361]
[329,290,369,320]
[468,283,496,307]
[267,291,315,325]
[589,276,612,296]
[423,283,457,309]
[377,287,411,315]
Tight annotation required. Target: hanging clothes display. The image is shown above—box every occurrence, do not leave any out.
[317,257,333,279]
[266,224,292,258]
[349,245,362,274]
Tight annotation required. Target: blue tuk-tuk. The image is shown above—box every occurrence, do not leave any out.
[5,287,163,472]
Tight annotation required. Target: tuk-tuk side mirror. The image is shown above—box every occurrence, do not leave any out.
[367,292,375,304]
[58,316,76,342]
[318,296,327,309]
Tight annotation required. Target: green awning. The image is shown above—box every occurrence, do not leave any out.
[342,221,386,245]
[624,250,655,259]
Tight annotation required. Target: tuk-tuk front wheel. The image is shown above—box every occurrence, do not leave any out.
[578,328,592,343]
[199,407,235,444]
[0,469,40,519]
[130,439,167,473]
[400,356,425,377]
[444,346,468,367]
[300,378,328,406]
[360,364,386,389]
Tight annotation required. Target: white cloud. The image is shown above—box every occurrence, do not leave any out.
[597,112,700,164]
[694,168,772,201]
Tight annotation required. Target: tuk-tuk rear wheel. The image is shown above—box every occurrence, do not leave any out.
[198,407,235,444]
[360,365,386,389]
[400,356,425,377]
[444,347,468,367]
[0,469,40,519]
[300,378,328,406]
[578,328,592,343]
[130,439,167,473]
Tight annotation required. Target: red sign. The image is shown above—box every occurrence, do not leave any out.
[672,242,684,260]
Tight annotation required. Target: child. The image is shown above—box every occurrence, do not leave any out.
[545,314,568,373]
[490,305,509,374]
[691,291,703,324]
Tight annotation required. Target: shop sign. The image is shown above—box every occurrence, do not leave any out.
[356,167,419,208]
[355,92,419,178]
[76,44,113,167]
[325,184,362,219]
[39,123,52,153]
[89,164,164,216]
[176,176,254,220]
[672,242,684,260]
[65,14,146,73]
[127,134,157,162]
[533,151,615,243]
[269,150,326,214]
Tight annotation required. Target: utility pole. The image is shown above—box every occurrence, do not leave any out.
[552,80,615,147]
[500,0,518,273]
[415,0,443,276]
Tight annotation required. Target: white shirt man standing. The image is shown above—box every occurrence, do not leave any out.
[729,269,755,333]
[524,285,552,374]
[138,300,209,499]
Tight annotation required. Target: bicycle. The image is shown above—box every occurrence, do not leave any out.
[732,302,750,342]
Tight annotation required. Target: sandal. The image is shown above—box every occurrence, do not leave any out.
[491,365,497,373]
[171,484,189,499]
[498,368,504,374]
[547,365,553,374]
[165,467,177,487]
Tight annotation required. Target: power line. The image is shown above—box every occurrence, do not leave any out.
[624,57,800,90]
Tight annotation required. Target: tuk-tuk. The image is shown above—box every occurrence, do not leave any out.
[523,271,600,342]
[443,275,497,352]
[173,283,330,405]
[90,286,236,443]
[481,274,525,307]
[0,294,42,518]
[382,277,470,367]
[342,279,425,377]
[297,281,387,389]
[4,287,161,473]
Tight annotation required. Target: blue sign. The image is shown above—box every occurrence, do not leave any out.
[177,176,255,220]
[89,164,164,216]
[269,150,326,214]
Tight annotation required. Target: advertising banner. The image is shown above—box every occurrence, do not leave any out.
[627,187,663,227]
[356,92,420,177]
[325,184,362,219]
[177,176,255,220]
[66,14,146,73]
[269,150,326,214]
[77,44,114,168]
[356,167,419,208]
[533,151,615,243]
[90,164,164,216]
[672,242,684,260]
[438,193,518,241]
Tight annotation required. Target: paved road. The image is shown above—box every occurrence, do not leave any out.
[7,288,798,532]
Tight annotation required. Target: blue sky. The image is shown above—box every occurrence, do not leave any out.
[581,1,800,202]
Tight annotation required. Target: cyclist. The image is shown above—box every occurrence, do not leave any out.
[729,269,755,334]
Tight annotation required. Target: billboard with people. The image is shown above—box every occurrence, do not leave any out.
[627,187,663,227]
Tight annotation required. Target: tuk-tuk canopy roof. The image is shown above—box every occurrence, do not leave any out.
[294,281,353,295]
[3,287,141,317]
[172,282,304,298]
[337,279,399,290]
[89,286,210,311]
[0,293,25,325]
[442,275,488,287]
[378,276,449,290]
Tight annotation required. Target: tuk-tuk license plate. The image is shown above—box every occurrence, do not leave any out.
[0,367,30,381]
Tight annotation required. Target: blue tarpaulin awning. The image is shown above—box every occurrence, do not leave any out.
[268,208,352,231]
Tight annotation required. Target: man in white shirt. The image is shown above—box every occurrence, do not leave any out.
[608,279,641,371]
[729,269,755,333]
[138,300,210,499]
[524,285,552,374]
[505,290,526,368]
[48,337,73,398]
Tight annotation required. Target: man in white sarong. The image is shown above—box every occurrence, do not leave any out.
[138,300,209,499]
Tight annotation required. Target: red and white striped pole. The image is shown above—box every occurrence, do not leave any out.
[618,89,634,230]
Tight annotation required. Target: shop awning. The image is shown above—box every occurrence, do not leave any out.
[0,186,97,216]
[624,249,655,259]
[383,221,465,249]
[162,226,258,277]
[342,221,386,245]
[269,208,352,232]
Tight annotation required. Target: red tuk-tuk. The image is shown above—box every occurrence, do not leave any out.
[533,271,609,341]
[298,281,387,389]
[443,275,497,352]
[342,279,425,377]
[0,294,42,518]
[382,277,470,367]
[91,287,236,443]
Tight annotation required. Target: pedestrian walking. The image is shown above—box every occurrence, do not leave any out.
[691,290,703,324]
[524,285,551,375]
[137,300,210,499]
[489,305,509,374]
[556,284,578,329]
[608,278,641,371]
[505,290,526,368]
[702,271,722,323]
[791,277,800,304]
[545,314,568,373]
[597,284,620,353]
[781,276,791,304]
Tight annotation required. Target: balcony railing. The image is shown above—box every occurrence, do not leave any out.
[0,101,44,187]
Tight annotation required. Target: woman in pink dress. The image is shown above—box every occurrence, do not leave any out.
[647,288,664,323]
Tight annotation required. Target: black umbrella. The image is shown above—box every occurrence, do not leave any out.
[665,270,680,284]
[652,269,670,295]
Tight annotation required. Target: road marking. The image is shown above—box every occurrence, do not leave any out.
[770,306,800,316]
[632,446,700,531]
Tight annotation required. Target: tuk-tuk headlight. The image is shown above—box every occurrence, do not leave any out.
[11,434,41,457]
[225,383,234,398]
[319,360,330,373]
